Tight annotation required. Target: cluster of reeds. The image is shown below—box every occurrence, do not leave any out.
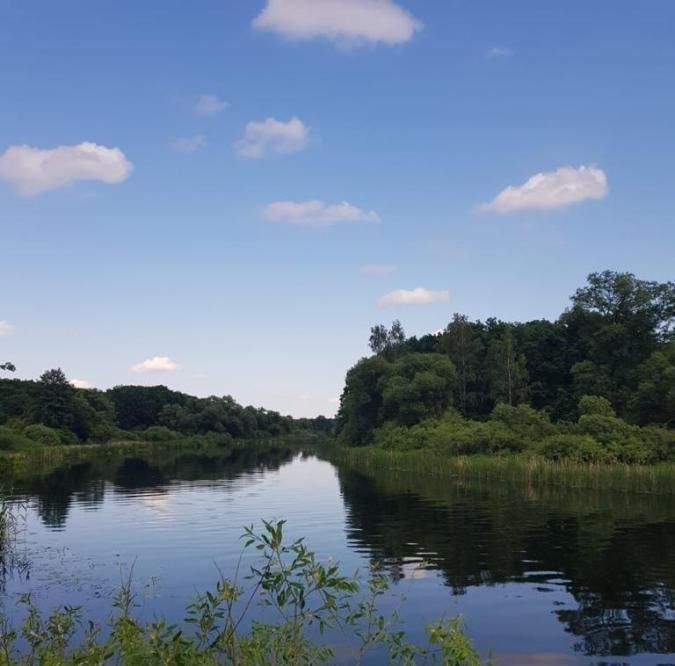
[328,447,675,495]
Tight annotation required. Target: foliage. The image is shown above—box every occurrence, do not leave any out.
[142,425,181,442]
[0,374,303,451]
[366,395,674,465]
[22,424,61,447]
[0,427,34,452]
[338,271,675,461]
[538,434,609,463]
[0,521,487,665]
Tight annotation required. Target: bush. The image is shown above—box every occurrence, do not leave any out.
[578,394,616,418]
[143,425,181,442]
[539,434,609,463]
[490,403,556,441]
[0,426,34,451]
[22,424,61,446]
[56,428,80,445]
[374,421,430,450]
[639,426,675,462]
[202,431,235,448]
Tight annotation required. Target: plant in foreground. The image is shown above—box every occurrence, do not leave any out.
[0,520,488,665]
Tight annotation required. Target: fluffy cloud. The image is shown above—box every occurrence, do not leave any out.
[486,47,512,58]
[361,264,397,275]
[235,117,309,158]
[131,356,178,373]
[252,0,422,47]
[194,94,228,117]
[0,320,15,336]
[71,378,93,389]
[379,287,449,306]
[263,200,381,226]
[480,165,608,214]
[0,143,133,196]
[170,135,206,154]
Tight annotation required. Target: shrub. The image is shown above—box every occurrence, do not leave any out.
[578,394,616,418]
[0,426,34,451]
[639,426,675,462]
[539,434,609,463]
[22,424,61,446]
[143,425,181,442]
[374,421,430,450]
[202,431,235,448]
[577,413,637,447]
[57,428,80,445]
[490,403,556,441]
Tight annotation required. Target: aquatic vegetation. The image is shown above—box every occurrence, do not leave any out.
[327,446,675,495]
[0,520,487,665]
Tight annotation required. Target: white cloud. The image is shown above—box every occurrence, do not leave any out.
[71,378,93,389]
[0,143,133,196]
[194,94,228,117]
[361,263,397,275]
[0,320,16,336]
[379,287,449,306]
[480,165,608,214]
[131,356,178,373]
[170,135,206,154]
[235,117,309,158]
[252,0,422,47]
[263,200,381,226]
[486,47,512,58]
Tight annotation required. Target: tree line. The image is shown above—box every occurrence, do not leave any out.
[0,368,327,450]
[337,271,675,462]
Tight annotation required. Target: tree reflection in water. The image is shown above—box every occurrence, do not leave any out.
[336,465,675,657]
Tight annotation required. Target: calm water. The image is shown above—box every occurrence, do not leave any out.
[2,448,675,665]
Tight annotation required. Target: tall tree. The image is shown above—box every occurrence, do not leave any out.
[33,368,76,429]
[486,327,529,406]
[440,314,483,416]
[368,321,406,358]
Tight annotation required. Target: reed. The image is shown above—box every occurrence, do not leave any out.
[326,447,675,495]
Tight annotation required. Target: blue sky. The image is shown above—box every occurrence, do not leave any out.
[1,1,674,417]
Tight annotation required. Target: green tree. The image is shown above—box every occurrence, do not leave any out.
[369,320,406,358]
[629,343,675,426]
[33,368,76,430]
[486,327,528,406]
[379,353,457,427]
[440,314,484,416]
[572,270,675,341]
[337,356,391,445]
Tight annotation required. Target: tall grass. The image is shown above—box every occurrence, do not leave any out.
[327,447,675,495]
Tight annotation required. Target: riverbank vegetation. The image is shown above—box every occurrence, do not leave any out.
[337,271,674,464]
[0,367,328,455]
[0,520,486,666]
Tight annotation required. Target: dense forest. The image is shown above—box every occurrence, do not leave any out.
[0,369,324,451]
[337,271,675,463]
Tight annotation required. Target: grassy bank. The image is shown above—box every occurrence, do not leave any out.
[326,446,675,495]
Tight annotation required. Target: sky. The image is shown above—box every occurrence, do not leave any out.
[1,1,674,417]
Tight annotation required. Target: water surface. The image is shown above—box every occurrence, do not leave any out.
[2,448,675,665]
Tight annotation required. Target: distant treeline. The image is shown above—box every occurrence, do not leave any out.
[0,373,331,451]
[337,271,675,463]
